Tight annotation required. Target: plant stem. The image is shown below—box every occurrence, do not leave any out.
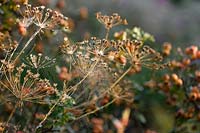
[36,98,60,130]
[8,37,23,64]
[36,58,101,130]
[109,66,132,90]
[3,102,19,132]
[75,98,116,120]
[105,29,110,40]
[74,66,132,120]
[13,28,41,63]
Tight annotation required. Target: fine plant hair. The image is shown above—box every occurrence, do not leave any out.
[0,3,168,132]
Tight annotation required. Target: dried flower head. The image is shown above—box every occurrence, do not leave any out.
[16,4,69,30]
[0,32,18,53]
[0,63,57,106]
[23,53,56,70]
[96,12,128,30]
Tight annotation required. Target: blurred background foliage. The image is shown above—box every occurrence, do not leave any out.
[1,0,200,133]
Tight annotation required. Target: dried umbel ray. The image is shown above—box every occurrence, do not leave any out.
[0,62,57,106]
[23,53,56,70]
[0,4,70,65]
[96,12,128,39]
[0,8,169,132]
[16,4,69,31]
[0,4,69,131]
[57,15,169,124]
[58,35,169,123]
[0,32,18,54]
[61,37,169,71]
[96,12,128,30]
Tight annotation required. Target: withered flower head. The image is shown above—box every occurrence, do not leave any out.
[16,4,69,30]
[96,12,128,30]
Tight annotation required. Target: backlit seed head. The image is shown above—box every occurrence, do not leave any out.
[96,12,128,30]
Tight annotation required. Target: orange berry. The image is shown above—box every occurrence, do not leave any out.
[175,78,183,86]
[163,74,170,81]
[61,67,68,73]
[182,58,191,66]
[191,86,199,93]
[189,92,198,101]
[185,45,198,55]
[56,0,65,9]
[18,23,27,36]
[196,51,200,59]
[162,42,172,56]
[80,7,88,19]
[171,73,179,81]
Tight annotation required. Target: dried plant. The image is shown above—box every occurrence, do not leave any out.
[0,3,168,132]
[96,12,128,39]
[23,53,56,70]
